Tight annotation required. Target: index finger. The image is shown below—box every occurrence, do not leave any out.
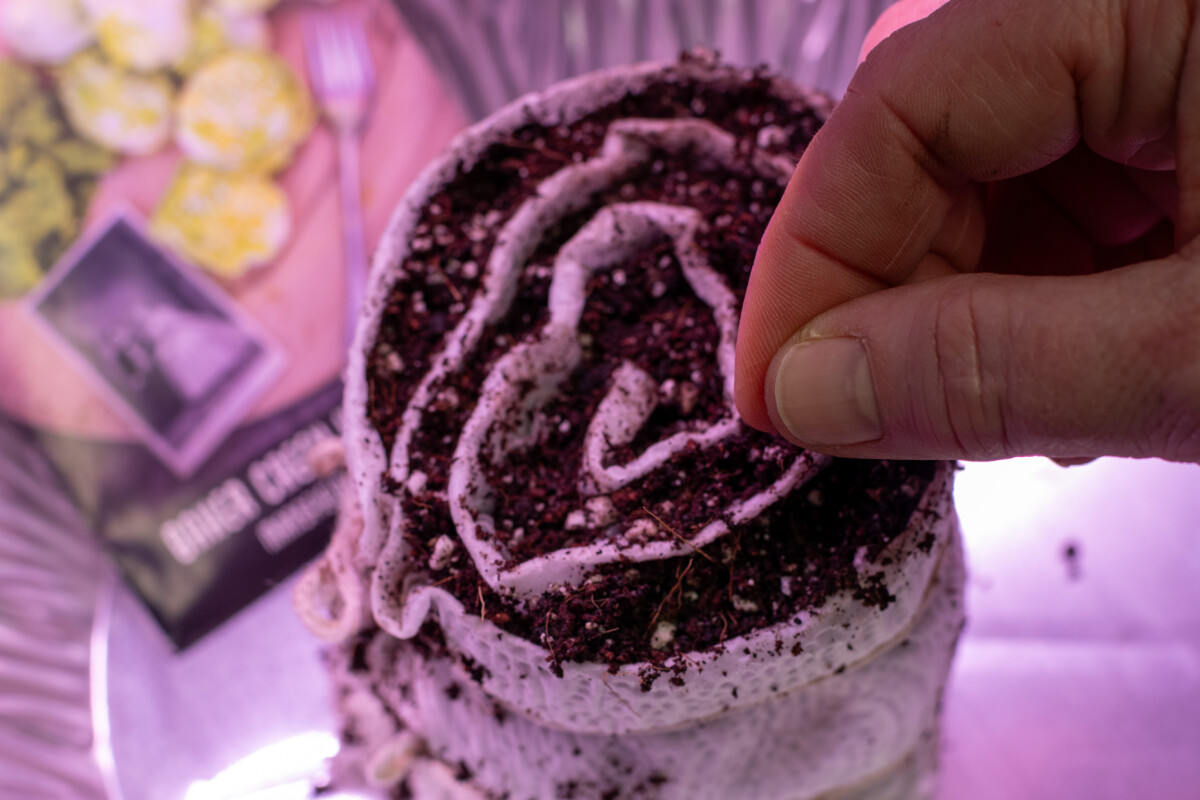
[734,0,1192,431]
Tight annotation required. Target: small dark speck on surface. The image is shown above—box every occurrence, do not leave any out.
[1062,540,1082,581]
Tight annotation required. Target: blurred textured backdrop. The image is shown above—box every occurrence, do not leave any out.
[391,0,891,120]
[0,420,109,800]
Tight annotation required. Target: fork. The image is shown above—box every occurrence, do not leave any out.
[303,11,377,349]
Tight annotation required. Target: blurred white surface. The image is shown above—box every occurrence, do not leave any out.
[99,572,343,800]
[96,456,1200,800]
[943,458,1200,800]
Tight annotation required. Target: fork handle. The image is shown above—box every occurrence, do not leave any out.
[337,129,368,350]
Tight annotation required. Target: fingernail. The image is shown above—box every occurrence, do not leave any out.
[772,337,882,446]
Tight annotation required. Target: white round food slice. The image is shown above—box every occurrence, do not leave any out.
[0,0,92,65]
[175,50,313,174]
[174,6,270,76]
[56,50,172,155]
[81,0,192,73]
[150,163,289,277]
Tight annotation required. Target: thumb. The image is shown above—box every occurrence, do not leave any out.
[763,253,1200,462]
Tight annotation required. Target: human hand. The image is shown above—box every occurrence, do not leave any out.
[734,0,1200,463]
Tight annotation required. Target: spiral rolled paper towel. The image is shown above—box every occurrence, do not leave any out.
[295,52,965,800]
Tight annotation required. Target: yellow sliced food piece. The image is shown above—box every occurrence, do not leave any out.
[82,0,192,72]
[151,163,290,278]
[57,50,173,155]
[174,5,270,76]
[175,50,313,174]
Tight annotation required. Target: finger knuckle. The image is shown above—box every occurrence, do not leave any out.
[930,280,1014,459]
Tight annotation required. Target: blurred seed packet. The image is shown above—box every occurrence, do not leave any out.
[17,211,345,648]
[27,212,288,477]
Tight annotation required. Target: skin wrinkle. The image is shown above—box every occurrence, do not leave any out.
[1002,73,1080,179]
[966,284,1010,459]
[761,224,888,305]
[930,281,1007,460]
[993,17,1085,179]
[930,290,969,458]
[1059,9,1104,138]
[838,73,953,203]
[960,6,1083,180]
[878,193,944,283]
[802,130,936,258]
[970,35,1052,163]
[777,213,880,285]
[872,94,959,195]
[928,183,985,273]
[1078,0,1186,165]
[1109,0,1181,163]
[869,95,965,281]
[989,281,1022,458]
[940,191,974,260]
